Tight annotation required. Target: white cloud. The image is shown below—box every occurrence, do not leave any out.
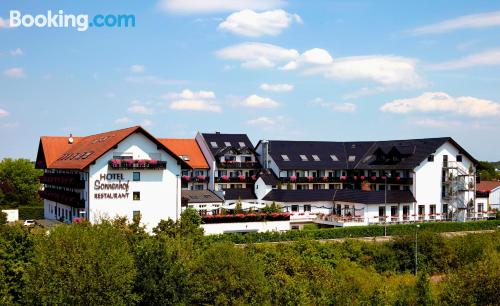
[412,11,500,35]
[242,94,279,108]
[216,42,299,69]
[125,75,187,85]
[280,48,333,70]
[246,116,277,127]
[218,9,301,37]
[167,89,221,112]
[3,67,25,78]
[380,92,500,117]
[127,101,154,115]
[430,48,500,70]
[115,117,132,125]
[142,119,153,127]
[0,18,12,29]
[306,55,423,88]
[10,48,23,56]
[130,65,145,73]
[260,83,293,92]
[313,98,356,112]
[0,108,9,117]
[158,0,285,14]
[413,118,461,128]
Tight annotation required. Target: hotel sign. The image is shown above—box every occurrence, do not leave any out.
[94,173,130,199]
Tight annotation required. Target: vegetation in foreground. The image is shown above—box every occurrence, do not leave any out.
[0,210,499,306]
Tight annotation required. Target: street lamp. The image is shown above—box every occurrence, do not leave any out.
[415,224,420,276]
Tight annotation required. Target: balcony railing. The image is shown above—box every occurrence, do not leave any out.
[39,188,85,208]
[108,159,167,170]
[279,176,412,184]
[181,175,209,183]
[218,161,260,169]
[39,173,85,189]
[215,175,257,183]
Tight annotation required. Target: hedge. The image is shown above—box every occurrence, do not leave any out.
[204,220,500,244]
[18,206,44,220]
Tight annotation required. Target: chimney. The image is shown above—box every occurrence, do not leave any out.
[68,133,74,144]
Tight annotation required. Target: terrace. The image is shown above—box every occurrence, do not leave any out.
[39,173,85,189]
[38,188,85,208]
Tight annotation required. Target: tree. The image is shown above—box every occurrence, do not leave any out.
[24,223,139,305]
[0,211,6,226]
[261,202,281,213]
[0,158,43,207]
[152,208,203,238]
[234,199,244,214]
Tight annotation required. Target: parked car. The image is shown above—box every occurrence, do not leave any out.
[23,219,35,227]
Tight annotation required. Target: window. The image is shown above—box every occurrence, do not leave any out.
[210,142,218,148]
[428,154,434,162]
[456,155,463,162]
[133,172,140,181]
[281,154,290,161]
[224,142,231,147]
[239,142,246,147]
[312,154,320,161]
[133,211,141,221]
[300,154,308,161]
[348,155,356,162]
[330,154,339,161]
[304,205,311,212]
[133,192,141,201]
[291,205,299,212]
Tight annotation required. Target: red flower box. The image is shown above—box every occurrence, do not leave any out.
[238,175,246,182]
[353,176,358,180]
[290,176,297,182]
[251,175,257,181]
[340,176,347,181]
[381,175,387,180]
[221,175,229,182]
[371,176,377,181]
[322,176,328,182]
[360,175,366,180]
[181,175,190,182]
[307,176,314,182]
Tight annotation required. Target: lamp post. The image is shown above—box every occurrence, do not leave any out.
[415,224,420,276]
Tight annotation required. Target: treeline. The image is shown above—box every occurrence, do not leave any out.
[0,212,499,305]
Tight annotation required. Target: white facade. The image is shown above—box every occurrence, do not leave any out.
[201,220,290,235]
[1,209,19,222]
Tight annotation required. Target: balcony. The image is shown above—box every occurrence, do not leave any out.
[218,161,260,169]
[279,175,412,184]
[39,173,85,189]
[108,159,167,170]
[39,188,85,208]
[181,175,209,183]
[215,175,257,183]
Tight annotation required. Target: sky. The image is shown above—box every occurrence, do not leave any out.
[1,0,500,161]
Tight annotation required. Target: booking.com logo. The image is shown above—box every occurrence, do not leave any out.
[8,10,135,31]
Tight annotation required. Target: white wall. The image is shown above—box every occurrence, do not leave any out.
[87,133,182,232]
[201,220,290,235]
[413,141,475,220]
[1,209,18,222]
[490,188,500,210]
[195,132,216,190]
[254,177,273,203]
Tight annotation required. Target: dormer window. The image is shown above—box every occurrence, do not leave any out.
[348,155,356,162]
[330,154,339,161]
[210,142,218,148]
[224,142,231,147]
[281,154,290,161]
[456,155,463,162]
[312,155,320,161]
[239,142,246,147]
[300,155,308,161]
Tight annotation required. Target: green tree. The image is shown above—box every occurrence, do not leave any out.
[234,199,244,214]
[24,223,139,305]
[0,158,42,207]
[153,208,204,238]
[261,202,281,213]
[0,211,6,226]
[189,242,269,305]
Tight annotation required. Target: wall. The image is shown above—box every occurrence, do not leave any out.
[490,188,500,210]
[254,177,273,203]
[201,220,290,235]
[195,132,216,190]
[87,133,182,232]
[1,209,18,222]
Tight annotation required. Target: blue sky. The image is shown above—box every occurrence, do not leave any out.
[1,0,500,161]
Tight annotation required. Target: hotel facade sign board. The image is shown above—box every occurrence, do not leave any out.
[94,173,130,199]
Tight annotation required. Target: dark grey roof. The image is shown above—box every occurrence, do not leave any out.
[181,190,224,204]
[263,189,416,204]
[267,137,477,170]
[202,133,256,157]
[223,188,257,200]
[257,169,279,186]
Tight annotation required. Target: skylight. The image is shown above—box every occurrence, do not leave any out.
[300,155,308,161]
[312,155,320,161]
[239,142,246,147]
[330,154,339,161]
[281,154,290,161]
[224,142,231,147]
[210,142,218,148]
[348,155,356,162]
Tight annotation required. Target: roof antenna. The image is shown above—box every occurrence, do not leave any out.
[68,133,74,144]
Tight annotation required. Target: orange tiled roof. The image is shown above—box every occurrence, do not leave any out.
[37,126,191,170]
[158,138,209,169]
[477,180,500,192]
